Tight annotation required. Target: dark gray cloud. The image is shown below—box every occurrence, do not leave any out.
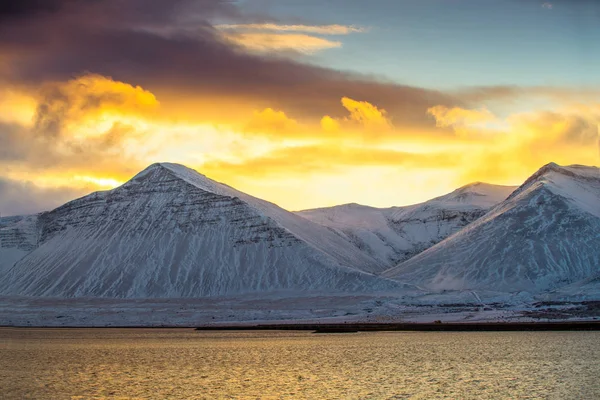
[0,0,72,21]
[0,0,464,128]
[0,177,91,216]
[0,123,31,162]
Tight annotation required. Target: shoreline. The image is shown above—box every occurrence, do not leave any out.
[2,321,600,331]
[196,321,600,332]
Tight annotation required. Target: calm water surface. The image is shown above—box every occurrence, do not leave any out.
[1,328,598,399]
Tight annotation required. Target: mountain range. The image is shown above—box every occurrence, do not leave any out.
[0,163,401,297]
[0,161,598,301]
[296,182,517,267]
[384,163,600,293]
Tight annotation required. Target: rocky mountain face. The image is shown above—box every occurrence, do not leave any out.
[0,163,402,298]
[384,163,600,293]
[1,162,598,301]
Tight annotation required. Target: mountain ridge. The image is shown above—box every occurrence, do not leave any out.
[0,163,402,298]
[1,161,598,299]
[296,182,518,266]
[383,163,600,293]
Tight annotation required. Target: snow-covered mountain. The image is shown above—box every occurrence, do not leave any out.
[0,163,404,298]
[384,163,600,293]
[296,182,517,266]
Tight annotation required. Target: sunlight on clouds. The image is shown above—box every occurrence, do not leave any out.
[74,175,123,188]
[200,99,599,209]
[215,22,366,54]
[34,74,159,139]
[201,145,459,178]
[203,165,459,211]
[222,33,342,54]
[244,108,300,137]
[215,24,368,35]
[340,97,392,130]
[320,115,340,132]
[0,89,36,126]
[427,105,496,128]
[443,106,600,184]
[1,71,598,213]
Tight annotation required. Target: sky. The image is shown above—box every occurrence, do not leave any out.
[0,0,599,215]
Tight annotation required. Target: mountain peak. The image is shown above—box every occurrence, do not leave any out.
[135,162,205,179]
[384,163,600,293]
[507,162,600,204]
[431,182,517,208]
[457,181,486,189]
[531,162,598,181]
[129,162,231,197]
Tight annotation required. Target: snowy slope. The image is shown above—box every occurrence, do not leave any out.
[384,163,600,293]
[297,183,516,266]
[0,163,403,298]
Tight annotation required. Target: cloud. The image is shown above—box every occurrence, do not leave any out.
[0,122,32,162]
[0,0,598,212]
[198,144,465,209]
[427,106,496,128]
[237,97,448,141]
[243,108,300,136]
[316,97,394,136]
[201,145,458,178]
[33,74,158,138]
[0,177,93,216]
[0,0,460,129]
[508,110,599,145]
[0,89,37,125]
[341,97,392,128]
[0,0,73,22]
[0,75,156,176]
[320,116,340,133]
[457,108,600,183]
[215,23,368,35]
[454,86,600,107]
[542,3,553,9]
[222,32,342,54]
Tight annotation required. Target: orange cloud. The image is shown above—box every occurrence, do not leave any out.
[0,89,37,126]
[341,97,392,130]
[320,115,340,132]
[198,145,463,210]
[457,108,600,184]
[2,71,598,214]
[243,108,301,137]
[508,111,599,145]
[34,74,159,138]
[317,97,394,137]
[201,145,459,178]
[0,75,160,188]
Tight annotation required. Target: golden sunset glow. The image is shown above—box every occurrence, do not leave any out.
[0,0,598,215]
[2,71,598,212]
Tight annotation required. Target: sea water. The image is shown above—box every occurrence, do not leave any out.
[1,328,598,399]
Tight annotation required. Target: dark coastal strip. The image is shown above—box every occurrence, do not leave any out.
[195,321,600,332]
